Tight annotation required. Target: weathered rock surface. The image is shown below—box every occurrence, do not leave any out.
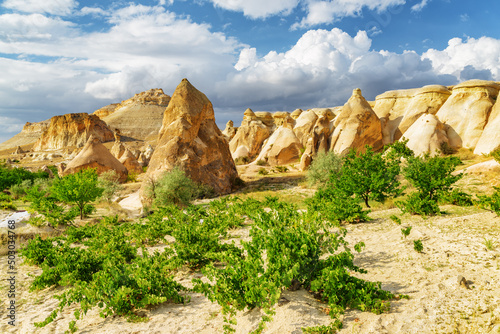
[0,120,50,150]
[119,149,143,174]
[330,88,383,154]
[436,80,500,150]
[98,88,171,141]
[34,113,114,151]
[255,126,303,165]
[145,79,238,195]
[229,120,271,161]
[93,103,120,118]
[62,135,128,182]
[474,98,500,155]
[110,141,126,159]
[401,114,449,157]
[293,110,318,147]
[222,120,238,141]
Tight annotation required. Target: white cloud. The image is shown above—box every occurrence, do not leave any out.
[0,13,76,43]
[411,0,430,12]
[210,0,300,19]
[2,0,78,16]
[423,36,500,80]
[292,0,406,29]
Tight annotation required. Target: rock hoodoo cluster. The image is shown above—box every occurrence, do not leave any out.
[145,78,238,195]
[34,113,115,151]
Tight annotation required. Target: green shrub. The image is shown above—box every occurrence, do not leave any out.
[478,187,500,216]
[0,164,49,191]
[234,156,250,165]
[490,148,500,163]
[98,170,124,202]
[147,167,202,207]
[389,215,401,224]
[413,239,423,253]
[307,151,343,187]
[439,141,455,155]
[256,159,267,166]
[273,165,288,173]
[398,154,462,216]
[258,168,269,175]
[337,146,402,208]
[401,226,412,239]
[439,189,473,206]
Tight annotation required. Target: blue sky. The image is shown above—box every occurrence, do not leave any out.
[1,0,500,144]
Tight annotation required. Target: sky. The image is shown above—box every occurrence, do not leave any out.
[1,0,500,144]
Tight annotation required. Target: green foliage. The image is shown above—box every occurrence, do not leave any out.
[303,320,343,333]
[193,199,394,333]
[256,159,267,166]
[439,141,455,155]
[490,148,500,164]
[147,167,207,207]
[51,168,103,219]
[273,165,288,173]
[234,156,250,165]
[389,215,401,225]
[384,139,415,160]
[401,226,412,239]
[478,187,500,216]
[439,188,473,207]
[0,164,49,191]
[307,151,343,187]
[98,170,124,202]
[398,154,462,215]
[413,239,423,253]
[483,238,496,251]
[258,168,269,175]
[26,185,77,227]
[336,146,402,208]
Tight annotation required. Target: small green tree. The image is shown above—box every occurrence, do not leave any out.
[336,146,402,208]
[398,154,462,215]
[51,168,104,219]
[97,170,123,202]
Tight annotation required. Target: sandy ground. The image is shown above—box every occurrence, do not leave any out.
[0,203,499,334]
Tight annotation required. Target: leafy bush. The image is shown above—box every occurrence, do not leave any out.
[26,185,78,227]
[413,239,423,253]
[256,159,267,166]
[98,170,124,202]
[401,226,412,239]
[384,139,415,160]
[234,156,250,165]
[51,168,104,220]
[194,199,395,333]
[389,215,401,224]
[273,165,288,173]
[307,151,343,187]
[478,187,500,216]
[0,164,49,191]
[397,154,462,215]
[146,167,208,207]
[490,148,500,164]
[337,146,402,208]
[439,188,473,207]
[258,168,269,175]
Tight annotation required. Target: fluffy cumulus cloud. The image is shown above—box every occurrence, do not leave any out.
[210,0,300,19]
[423,37,500,81]
[294,0,406,28]
[2,0,78,16]
[217,28,456,111]
[411,0,430,12]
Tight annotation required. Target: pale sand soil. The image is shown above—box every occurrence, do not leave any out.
[1,204,499,334]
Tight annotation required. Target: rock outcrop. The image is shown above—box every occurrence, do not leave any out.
[255,126,303,165]
[145,79,238,195]
[119,149,143,174]
[330,88,383,154]
[61,135,128,182]
[93,103,120,118]
[401,114,449,157]
[0,120,50,150]
[436,80,500,150]
[293,110,318,147]
[474,98,500,155]
[222,120,238,141]
[34,113,114,151]
[229,119,271,161]
[97,88,171,141]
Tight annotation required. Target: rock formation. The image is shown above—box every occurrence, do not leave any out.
[34,113,114,151]
[222,120,238,141]
[374,88,419,145]
[474,98,500,155]
[97,88,171,141]
[436,80,500,150]
[330,88,383,154]
[401,114,449,157]
[110,141,126,159]
[145,79,238,195]
[255,126,303,165]
[397,85,451,136]
[229,118,271,161]
[255,112,275,128]
[293,110,318,147]
[93,103,120,118]
[61,135,128,182]
[119,149,143,174]
[0,120,50,150]
[290,109,303,120]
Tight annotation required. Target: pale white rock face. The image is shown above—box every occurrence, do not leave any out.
[436,80,500,150]
[474,98,500,155]
[255,126,303,166]
[401,114,449,157]
[229,119,270,161]
[330,88,383,154]
[293,110,318,147]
